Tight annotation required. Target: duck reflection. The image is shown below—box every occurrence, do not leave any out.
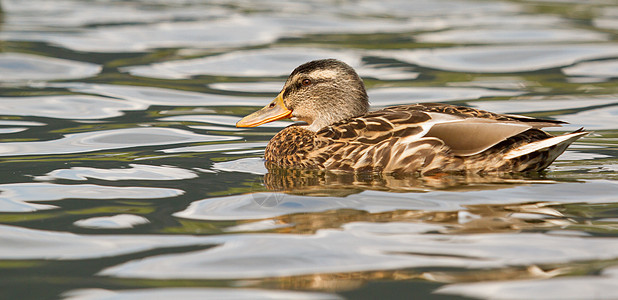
[245,264,575,292]
[238,165,576,235]
[230,166,585,292]
[263,162,561,195]
[262,200,572,235]
[237,200,580,292]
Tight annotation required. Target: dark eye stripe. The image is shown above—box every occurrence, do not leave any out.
[282,86,293,99]
[281,78,324,99]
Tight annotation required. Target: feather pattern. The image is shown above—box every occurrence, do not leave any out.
[264,103,586,174]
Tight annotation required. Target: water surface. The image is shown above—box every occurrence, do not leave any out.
[0,0,617,299]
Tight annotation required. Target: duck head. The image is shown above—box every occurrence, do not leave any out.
[236,59,369,131]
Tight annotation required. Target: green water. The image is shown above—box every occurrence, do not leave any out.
[0,0,617,299]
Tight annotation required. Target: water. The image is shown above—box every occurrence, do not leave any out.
[0,0,617,299]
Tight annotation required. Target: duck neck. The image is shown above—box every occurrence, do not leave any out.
[299,83,369,132]
[304,110,346,132]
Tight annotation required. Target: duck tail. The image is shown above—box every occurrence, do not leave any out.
[503,128,589,161]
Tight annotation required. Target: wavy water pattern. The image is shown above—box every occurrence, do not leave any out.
[0,1,616,299]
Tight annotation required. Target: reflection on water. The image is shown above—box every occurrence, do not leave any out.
[34,164,199,181]
[63,287,343,300]
[73,214,150,229]
[0,182,183,212]
[0,127,239,157]
[262,163,557,194]
[0,95,143,119]
[0,53,101,82]
[0,0,617,299]
[375,44,618,73]
[124,47,420,80]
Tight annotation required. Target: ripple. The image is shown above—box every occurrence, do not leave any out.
[0,95,145,119]
[0,1,569,54]
[73,214,150,229]
[210,157,268,175]
[208,82,287,93]
[0,128,27,134]
[447,77,532,90]
[562,59,618,79]
[160,115,292,128]
[416,28,608,44]
[63,288,342,300]
[1,0,527,28]
[553,105,618,130]
[0,120,46,126]
[0,6,453,54]
[123,48,360,79]
[57,83,269,107]
[0,198,56,213]
[162,143,268,154]
[553,150,611,161]
[0,14,411,53]
[436,266,618,299]
[341,0,521,17]
[368,87,524,107]
[467,95,618,116]
[469,96,618,130]
[122,48,418,80]
[594,17,618,30]
[0,127,239,157]
[593,7,618,30]
[0,183,183,213]
[224,219,291,233]
[0,224,219,259]
[173,194,367,221]
[0,19,279,53]
[34,164,198,181]
[174,180,617,221]
[1,0,225,27]
[99,222,618,280]
[374,44,618,73]
[0,53,101,82]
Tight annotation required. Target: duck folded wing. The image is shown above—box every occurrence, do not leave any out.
[424,119,533,156]
[320,108,557,158]
[312,106,577,173]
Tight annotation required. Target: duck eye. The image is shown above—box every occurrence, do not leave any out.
[301,79,312,86]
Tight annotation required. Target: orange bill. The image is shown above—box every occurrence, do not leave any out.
[236,93,292,127]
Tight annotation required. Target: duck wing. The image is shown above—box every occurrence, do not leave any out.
[313,107,451,173]
[386,103,568,156]
[400,103,566,128]
[312,103,570,173]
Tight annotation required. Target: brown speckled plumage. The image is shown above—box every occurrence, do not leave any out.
[239,59,588,175]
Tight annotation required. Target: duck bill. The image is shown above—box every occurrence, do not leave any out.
[236,93,292,127]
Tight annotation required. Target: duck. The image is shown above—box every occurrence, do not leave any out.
[236,59,587,175]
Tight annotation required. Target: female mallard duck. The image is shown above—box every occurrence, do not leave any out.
[236,59,587,174]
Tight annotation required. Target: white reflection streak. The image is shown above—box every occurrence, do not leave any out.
[435,269,618,300]
[35,164,198,181]
[373,44,618,73]
[62,287,343,300]
[0,127,240,157]
[0,224,224,260]
[96,224,618,280]
[73,214,150,229]
[0,95,146,119]
[0,53,101,82]
[0,182,184,213]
